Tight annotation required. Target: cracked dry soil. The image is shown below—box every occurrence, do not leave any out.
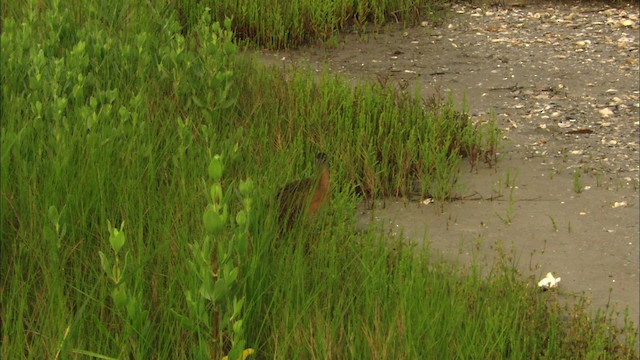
[258,1,640,330]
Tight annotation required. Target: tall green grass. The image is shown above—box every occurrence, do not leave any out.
[3,0,447,50]
[231,60,499,204]
[194,0,447,48]
[1,0,637,359]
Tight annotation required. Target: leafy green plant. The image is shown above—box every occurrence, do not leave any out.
[177,155,254,359]
[98,221,151,358]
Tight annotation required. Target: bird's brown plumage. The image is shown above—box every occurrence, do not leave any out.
[277,153,330,230]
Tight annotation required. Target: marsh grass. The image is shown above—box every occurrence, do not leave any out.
[1,0,637,358]
[233,60,499,204]
[203,0,448,49]
[573,168,584,194]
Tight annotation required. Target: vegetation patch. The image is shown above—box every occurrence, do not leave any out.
[1,0,636,359]
[176,0,449,48]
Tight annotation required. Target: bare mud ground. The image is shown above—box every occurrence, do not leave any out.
[258,1,639,330]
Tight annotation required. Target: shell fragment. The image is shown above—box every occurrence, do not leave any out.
[538,272,561,290]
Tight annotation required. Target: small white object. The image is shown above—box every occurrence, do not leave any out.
[575,40,591,48]
[620,19,634,27]
[538,272,561,290]
[599,108,614,117]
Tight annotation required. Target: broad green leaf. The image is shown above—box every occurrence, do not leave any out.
[235,210,246,226]
[47,205,60,226]
[233,298,244,317]
[208,155,224,180]
[191,95,205,108]
[203,207,223,234]
[213,278,228,302]
[232,320,244,335]
[239,178,253,197]
[109,228,125,254]
[210,183,223,204]
[98,251,111,278]
[112,286,128,310]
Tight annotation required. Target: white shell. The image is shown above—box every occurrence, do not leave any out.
[537,272,561,289]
